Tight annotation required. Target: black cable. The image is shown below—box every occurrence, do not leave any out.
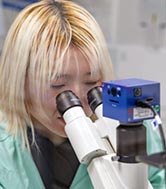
[136,100,166,151]
[136,100,166,188]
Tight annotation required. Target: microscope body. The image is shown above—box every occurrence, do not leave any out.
[87,103,153,189]
[56,78,161,189]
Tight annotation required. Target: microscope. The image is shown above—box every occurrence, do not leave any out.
[56,78,166,189]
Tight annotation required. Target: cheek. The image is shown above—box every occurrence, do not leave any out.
[96,81,102,86]
[44,92,57,111]
[84,81,102,97]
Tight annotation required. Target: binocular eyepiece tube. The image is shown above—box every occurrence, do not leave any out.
[56,89,106,164]
[56,90,82,116]
[87,86,102,113]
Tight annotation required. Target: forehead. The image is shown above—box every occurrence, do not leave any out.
[52,47,101,79]
[63,48,90,73]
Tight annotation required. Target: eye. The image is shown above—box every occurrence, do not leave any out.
[50,84,65,89]
[85,81,99,86]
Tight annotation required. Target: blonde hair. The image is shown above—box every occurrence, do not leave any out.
[0,0,114,148]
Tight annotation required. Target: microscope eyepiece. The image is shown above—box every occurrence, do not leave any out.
[87,86,102,112]
[56,90,82,116]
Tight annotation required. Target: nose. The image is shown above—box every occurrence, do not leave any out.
[71,85,86,103]
[70,85,92,116]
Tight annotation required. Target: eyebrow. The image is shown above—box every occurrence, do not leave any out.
[56,72,91,79]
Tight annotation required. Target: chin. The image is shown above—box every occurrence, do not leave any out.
[52,125,67,138]
[61,129,68,138]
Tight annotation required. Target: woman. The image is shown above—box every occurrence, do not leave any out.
[0,0,164,188]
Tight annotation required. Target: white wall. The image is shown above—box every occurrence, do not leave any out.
[114,45,166,129]
[0,0,29,52]
[0,0,6,51]
[108,0,166,131]
[74,0,166,132]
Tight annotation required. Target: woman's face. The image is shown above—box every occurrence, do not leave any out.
[27,48,101,141]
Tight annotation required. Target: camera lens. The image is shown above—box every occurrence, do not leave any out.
[111,87,117,96]
[133,88,142,97]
